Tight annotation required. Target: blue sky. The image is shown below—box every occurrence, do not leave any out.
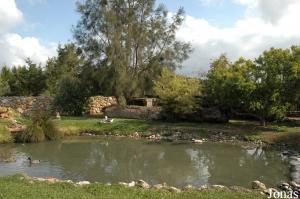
[1,0,300,74]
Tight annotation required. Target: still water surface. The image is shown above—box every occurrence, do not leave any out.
[0,137,289,188]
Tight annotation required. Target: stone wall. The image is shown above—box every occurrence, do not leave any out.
[104,106,161,120]
[0,96,54,116]
[85,96,118,116]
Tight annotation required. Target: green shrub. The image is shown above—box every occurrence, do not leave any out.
[43,120,63,140]
[54,76,87,116]
[21,123,45,143]
[18,110,62,143]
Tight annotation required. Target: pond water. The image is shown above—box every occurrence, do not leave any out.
[0,137,290,188]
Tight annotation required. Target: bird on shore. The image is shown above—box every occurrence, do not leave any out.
[27,157,40,164]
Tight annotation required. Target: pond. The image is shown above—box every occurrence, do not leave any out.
[0,137,290,188]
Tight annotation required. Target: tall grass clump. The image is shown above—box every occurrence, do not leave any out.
[18,110,63,143]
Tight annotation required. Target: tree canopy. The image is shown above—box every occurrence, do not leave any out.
[74,0,191,100]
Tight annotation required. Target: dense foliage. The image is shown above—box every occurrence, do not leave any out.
[204,47,300,125]
[154,68,200,119]
[54,76,87,116]
[0,59,46,96]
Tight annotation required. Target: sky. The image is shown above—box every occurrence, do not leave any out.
[1,0,300,75]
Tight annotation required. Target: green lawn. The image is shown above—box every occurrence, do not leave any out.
[0,175,264,199]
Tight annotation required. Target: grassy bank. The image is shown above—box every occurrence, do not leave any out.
[0,175,264,199]
[0,119,12,143]
[55,117,300,149]
[1,116,300,150]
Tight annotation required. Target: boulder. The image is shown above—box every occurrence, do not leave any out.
[211,185,227,190]
[290,181,300,189]
[165,186,181,193]
[290,160,300,166]
[128,181,135,187]
[76,181,90,186]
[183,185,195,191]
[152,183,166,190]
[136,180,151,189]
[251,181,267,190]
[0,106,8,113]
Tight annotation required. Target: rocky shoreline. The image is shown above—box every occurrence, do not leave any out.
[17,174,300,197]
[80,130,261,145]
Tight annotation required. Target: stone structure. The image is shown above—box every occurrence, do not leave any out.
[0,96,53,116]
[128,98,157,107]
[85,96,118,116]
[0,107,13,119]
[104,106,161,120]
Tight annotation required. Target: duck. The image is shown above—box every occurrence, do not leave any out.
[28,157,40,164]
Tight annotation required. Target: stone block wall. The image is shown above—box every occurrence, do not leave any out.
[85,96,118,116]
[0,96,54,116]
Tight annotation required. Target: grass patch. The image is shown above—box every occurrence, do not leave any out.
[55,117,300,150]
[0,119,12,143]
[0,175,264,199]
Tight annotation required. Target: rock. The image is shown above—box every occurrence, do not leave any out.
[290,156,300,161]
[291,165,300,172]
[211,185,227,189]
[136,180,151,189]
[192,139,204,144]
[290,181,300,189]
[0,107,8,113]
[291,172,300,180]
[279,182,293,191]
[290,160,300,166]
[198,185,209,191]
[152,183,165,190]
[128,181,135,187]
[183,185,195,191]
[118,182,128,186]
[76,181,90,186]
[251,181,267,190]
[165,186,181,193]
[132,132,140,138]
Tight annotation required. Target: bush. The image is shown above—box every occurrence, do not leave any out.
[21,124,45,143]
[17,110,62,143]
[42,120,63,140]
[153,68,201,120]
[54,76,87,116]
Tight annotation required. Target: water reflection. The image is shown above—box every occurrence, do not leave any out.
[0,138,289,188]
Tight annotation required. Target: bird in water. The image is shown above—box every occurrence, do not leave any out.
[27,157,40,164]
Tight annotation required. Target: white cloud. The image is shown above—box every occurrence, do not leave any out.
[177,0,300,75]
[0,0,22,33]
[0,33,56,66]
[0,0,56,67]
[234,0,298,24]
